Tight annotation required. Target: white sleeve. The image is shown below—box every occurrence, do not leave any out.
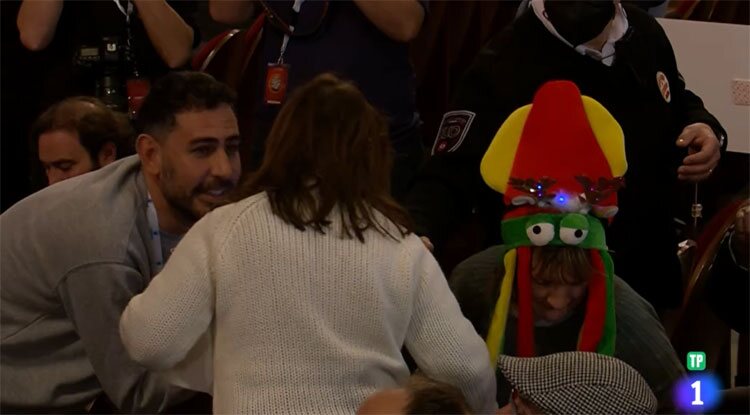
[404,245,498,414]
[160,329,214,394]
[119,213,218,371]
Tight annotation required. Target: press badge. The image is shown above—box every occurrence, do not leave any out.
[264,63,290,105]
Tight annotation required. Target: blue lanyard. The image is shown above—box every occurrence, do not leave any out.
[145,193,164,274]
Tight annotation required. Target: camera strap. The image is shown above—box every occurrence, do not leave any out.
[112,0,142,80]
[113,0,133,24]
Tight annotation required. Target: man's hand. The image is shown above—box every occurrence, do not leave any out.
[419,236,434,252]
[676,122,721,182]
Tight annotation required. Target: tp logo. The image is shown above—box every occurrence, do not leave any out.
[687,351,706,371]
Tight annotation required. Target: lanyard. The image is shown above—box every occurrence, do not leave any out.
[113,0,133,24]
[277,0,305,64]
[113,0,139,74]
[145,193,165,274]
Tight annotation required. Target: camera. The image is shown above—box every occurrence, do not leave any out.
[74,36,130,113]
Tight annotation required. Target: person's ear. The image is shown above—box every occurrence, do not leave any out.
[97,142,117,166]
[136,133,162,175]
[496,403,514,414]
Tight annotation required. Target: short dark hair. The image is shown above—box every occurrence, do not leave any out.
[31,96,134,163]
[135,71,236,139]
[404,375,472,414]
[232,73,413,242]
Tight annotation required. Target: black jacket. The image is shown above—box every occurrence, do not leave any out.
[406,5,727,309]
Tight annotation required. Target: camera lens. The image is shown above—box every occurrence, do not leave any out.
[99,75,126,113]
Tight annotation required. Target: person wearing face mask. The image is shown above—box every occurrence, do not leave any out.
[0,71,242,412]
[447,81,684,411]
[405,0,727,313]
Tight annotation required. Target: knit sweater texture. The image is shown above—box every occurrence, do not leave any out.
[120,192,497,414]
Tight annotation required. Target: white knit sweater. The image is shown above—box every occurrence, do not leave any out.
[120,192,496,414]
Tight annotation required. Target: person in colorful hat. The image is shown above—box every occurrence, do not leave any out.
[448,80,684,410]
[406,0,727,312]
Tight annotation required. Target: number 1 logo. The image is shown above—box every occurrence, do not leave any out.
[690,380,704,406]
[674,375,721,412]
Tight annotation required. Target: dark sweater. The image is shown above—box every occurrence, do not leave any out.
[448,245,685,409]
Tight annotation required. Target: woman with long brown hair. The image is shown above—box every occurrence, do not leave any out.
[119,74,496,414]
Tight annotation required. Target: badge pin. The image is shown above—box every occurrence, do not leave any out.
[264,63,290,105]
[431,110,477,155]
[656,71,671,103]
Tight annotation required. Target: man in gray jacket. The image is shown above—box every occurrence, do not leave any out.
[1,71,242,412]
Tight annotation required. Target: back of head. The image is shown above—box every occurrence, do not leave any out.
[32,96,134,162]
[135,71,236,139]
[498,351,658,414]
[543,0,616,46]
[405,375,472,414]
[237,73,412,242]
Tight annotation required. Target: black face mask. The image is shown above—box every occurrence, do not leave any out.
[543,0,616,46]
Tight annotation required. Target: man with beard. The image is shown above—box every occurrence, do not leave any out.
[0,71,241,412]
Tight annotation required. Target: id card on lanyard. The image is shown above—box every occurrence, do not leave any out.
[114,0,151,118]
[264,0,305,105]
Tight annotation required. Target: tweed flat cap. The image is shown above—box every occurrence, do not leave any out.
[498,351,657,414]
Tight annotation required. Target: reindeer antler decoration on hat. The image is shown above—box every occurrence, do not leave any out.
[481,81,627,365]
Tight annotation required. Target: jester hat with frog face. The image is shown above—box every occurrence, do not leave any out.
[481,80,627,364]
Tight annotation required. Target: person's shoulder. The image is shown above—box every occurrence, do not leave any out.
[462,13,556,104]
[449,245,507,295]
[612,276,663,335]
[2,157,142,227]
[366,232,441,285]
[622,4,669,41]
[400,232,434,256]
[485,12,529,50]
[198,192,281,246]
[199,192,270,232]
[623,3,658,25]
[1,157,144,271]
[452,245,508,279]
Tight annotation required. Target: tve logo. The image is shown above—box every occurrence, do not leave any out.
[674,353,722,412]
